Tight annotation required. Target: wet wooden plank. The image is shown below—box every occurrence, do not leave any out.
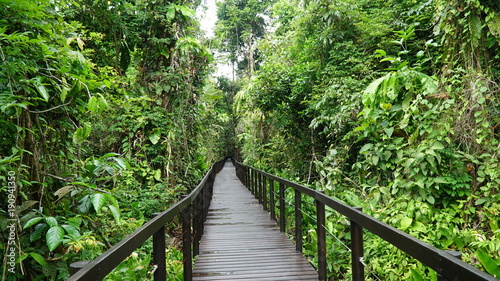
[193,161,318,280]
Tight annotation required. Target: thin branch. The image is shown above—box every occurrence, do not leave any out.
[28,100,72,114]
[42,172,72,182]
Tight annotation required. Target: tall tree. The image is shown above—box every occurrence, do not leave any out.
[215,0,272,77]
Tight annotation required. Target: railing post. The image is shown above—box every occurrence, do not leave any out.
[253,169,257,195]
[250,169,255,194]
[152,213,166,281]
[244,166,247,186]
[246,167,249,187]
[193,194,202,257]
[295,189,302,252]
[259,174,264,205]
[269,179,275,221]
[182,205,192,281]
[316,192,327,281]
[351,207,364,281]
[263,176,267,211]
[258,172,262,204]
[279,183,285,232]
[437,251,462,281]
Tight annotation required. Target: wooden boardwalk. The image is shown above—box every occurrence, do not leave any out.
[193,161,318,280]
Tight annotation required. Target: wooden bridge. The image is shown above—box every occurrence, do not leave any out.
[192,161,317,280]
[68,158,498,281]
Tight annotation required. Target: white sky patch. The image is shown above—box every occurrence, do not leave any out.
[197,0,219,39]
[197,0,233,79]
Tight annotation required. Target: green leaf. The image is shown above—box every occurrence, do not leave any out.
[78,194,92,213]
[154,169,161,181]
[363,76,385,99]
[29,252,46,267]
[86,94,108,113]
[88,96,98,112]
[374,49,386,57]
[108,205,121,224]
[30,223,48,242]
[431,141,444,150]
[166,7,176,21]
[410,269,425,281]
[380,103,393,111]
[105,193,119,207]
[433,177,448,184]
[490,220,499,232]
[60,87,69,102]
[61,224,80,237]
[34,78,50,102]
[384,127,394,138]
[400,216,413,230]
[469,13,482,48]
[475,198,487,205]
[98,94,108,111]
[23,217,43,229]
[73,123,92,145]
[44,217,58,228]
[102,152,120,158]
[179,5,195,18]
[360,143,373,154]
[113,157,128,170]
[149,129,161,144]
[46,226,64,252]
[91,193,107,213]
[477,249,500,278]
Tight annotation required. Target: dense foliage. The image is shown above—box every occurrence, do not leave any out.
[2,0,500,279]
[0,0,232,280]
[227,0,500,279]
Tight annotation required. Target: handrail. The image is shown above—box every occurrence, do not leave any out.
[68,158,227,281]
[232,159,499,281]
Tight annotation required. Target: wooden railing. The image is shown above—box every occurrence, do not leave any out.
[67,158,226,281]
[232,159,499,281]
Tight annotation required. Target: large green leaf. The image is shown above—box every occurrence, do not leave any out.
[73,123,92,145]
[400,216,413,230]
[23,217,43,229]
[105,193,119,207]
[166,6,176,21]
[46,226,64,252]
[30,223,48,242]
[359,143,373,154]
[87,94,108,113]
[477,249,500,278]
[178,5,195,18]
[91,193,107,213]
[113,157,128,170]
[44,217,58,228]
[108,205,121,224]
[410,269,425,281]
[33,77,49,102]
[149,129,161,144]
[61,224,80,237]
[431,141,444,150]
[87,96,98,112]
[29,252,46,267]
[78,194,92,213]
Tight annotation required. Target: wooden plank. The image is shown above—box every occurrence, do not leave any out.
[193,161,318,280]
